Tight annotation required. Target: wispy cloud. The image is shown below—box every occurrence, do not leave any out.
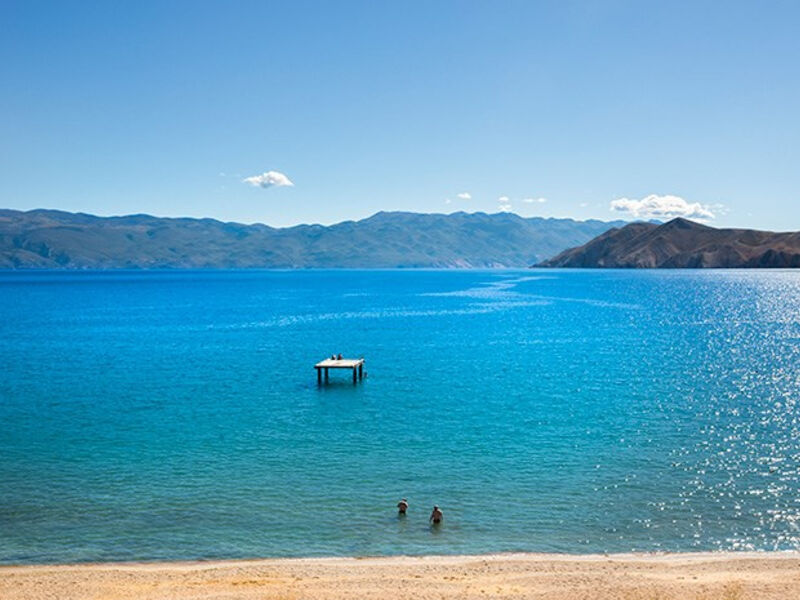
[610,194,716,221]
[522,197,547,204]
[497,196,512,212]
[457,192,471,200]
[242,170,294,189]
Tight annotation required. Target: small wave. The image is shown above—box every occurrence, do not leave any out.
[422,275,553,299]
[526,295,642,310]
[221,300,551,329]
[421,275,639,311]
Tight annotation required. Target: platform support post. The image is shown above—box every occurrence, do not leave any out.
[317,368,322,384]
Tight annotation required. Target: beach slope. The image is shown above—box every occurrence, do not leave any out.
[2,553,800,600]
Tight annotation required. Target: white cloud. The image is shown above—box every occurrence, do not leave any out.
[242,170,294,189]
[444,198,452,205]
[457,192,471,200]
[579,202,588,208]
[497,196,512,212]
[610,194,716,221]
[522,197,547,204]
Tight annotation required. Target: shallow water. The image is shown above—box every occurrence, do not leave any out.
[1,269,800,563]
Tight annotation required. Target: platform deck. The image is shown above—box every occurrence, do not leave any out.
[315,358,365,384]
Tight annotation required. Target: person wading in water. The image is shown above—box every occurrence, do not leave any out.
[429,505,443,525]
[397,498,409,515]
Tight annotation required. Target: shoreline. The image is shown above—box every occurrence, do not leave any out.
[3,549,800,569]
[3,551,800,600]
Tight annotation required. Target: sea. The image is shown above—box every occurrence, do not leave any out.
[1,269,800,564]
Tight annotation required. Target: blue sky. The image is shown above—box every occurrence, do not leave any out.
[2,1,799,228]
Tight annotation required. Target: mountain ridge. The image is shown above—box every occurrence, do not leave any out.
[537,218,800,268]
[0,208,629,269]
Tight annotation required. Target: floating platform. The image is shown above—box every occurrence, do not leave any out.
[315,358,365,384]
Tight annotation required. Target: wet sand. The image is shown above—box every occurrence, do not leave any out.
[2,552,800,599]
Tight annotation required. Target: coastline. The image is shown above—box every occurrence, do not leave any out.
[3,552,800,599]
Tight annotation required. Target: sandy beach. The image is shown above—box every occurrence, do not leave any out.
[2,552,799,600]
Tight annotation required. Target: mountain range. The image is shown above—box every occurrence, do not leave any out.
[537,218,800,268]
[0,209,628,269]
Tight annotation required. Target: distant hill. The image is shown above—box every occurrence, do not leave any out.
[537,218,800,268]
[0,209,629,269]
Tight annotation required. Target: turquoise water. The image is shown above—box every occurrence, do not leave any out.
[1,269,800,564]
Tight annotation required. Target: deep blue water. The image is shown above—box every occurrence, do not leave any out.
[1,269,800,564]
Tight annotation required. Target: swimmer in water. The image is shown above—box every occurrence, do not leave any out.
[429,505,443,524]
[397,498,409,515]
